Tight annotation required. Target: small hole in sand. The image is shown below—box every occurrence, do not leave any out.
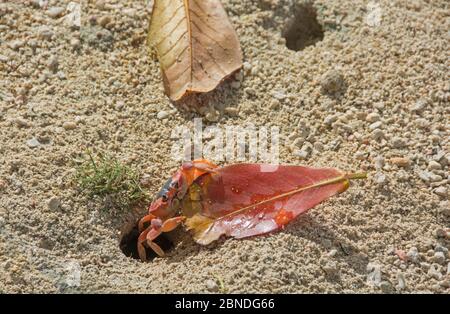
[282,3,324,51]
[119,221,174,261]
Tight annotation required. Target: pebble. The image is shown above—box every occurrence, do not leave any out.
[369,121,382,130]
[47,56,59,72]
[391,137,407,148]
[371,129,385,140]
[9,40,25,50]
[406,247,420,263]
[205,279,219,292]
[269,99,280,109]
[271,90,286,100]
[435,228,448,239]
[433,187,447,198]
[26,138,41,148]
[98,15,112,28]
[327,249,338,257]
[366,112,380,122]
[396,273,406,290]
[390,157,410,167]
[427,264,442,280]
[410,99,427,112]
[374,172,387,185]
[62,121,77,131]
[224,107,239,116]
[434,244,448,255]
[322,261,339,276]
[38,26,54,41]
[366,263,382,287]
[157,110,169,120]
[48,197,61,210]
[14,118,30,128]
[428,160,442,170]
[320,69,345,94]
[379,281,393,293]
[432,252,446,265]
[324,114,338,125]
[374,156,385,169]
[47,6,65,18]
[70,38,81,50]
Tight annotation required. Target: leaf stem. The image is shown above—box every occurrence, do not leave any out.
[345,172,367,180]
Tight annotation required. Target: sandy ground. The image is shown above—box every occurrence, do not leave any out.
[0,0,449,293]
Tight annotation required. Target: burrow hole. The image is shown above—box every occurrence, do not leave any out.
[282,3,324,51]
[119,220,174,261]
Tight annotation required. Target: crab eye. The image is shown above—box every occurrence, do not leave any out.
[161,194,168,202]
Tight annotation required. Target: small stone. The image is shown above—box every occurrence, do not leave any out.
[366,112,380,122]
[57,71,66,80]
[48,197,61,210]
[157,110,169,120]
[47,6,65,18]
[379,281,393,293]
[47,56,59,72]
[271,90,286,100]
[26,138,41,148]
[328,249,338,257]
[70,38,81,50]
[322,261,339,276]
[396,273,406,290]
[324,115,338,125]
[406,247,420,263]
[115,101,125,111]
[434,244,448,255]
[224,107,239,116]
[320,69,345,94]
[374,172,387,185]
[433,187,447,198]
[269,99,280,109]
[428,160,442,170]
[391,137,407,148]
[95,0,105,10]
[205,279,219,292]
[374,156,385,169]
[432,252,446,265]
[14,118,30,128]
[98,15,112,27]
[38,26,54,41]
[369,121,382,130]
[62,121,77,131]
[371,129,385,140]
[410,99,427,112]
[390,157,410,167]
[9,40,25,50]
[295,150,309,160]
[427,265,442,280]
[435,228,449,239]
[366,263,382,287]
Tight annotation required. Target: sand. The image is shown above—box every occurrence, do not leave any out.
[0,0,449,293]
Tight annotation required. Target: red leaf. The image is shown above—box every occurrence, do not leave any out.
[183,164,365,245]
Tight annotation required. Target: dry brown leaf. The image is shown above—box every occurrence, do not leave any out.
[148,0,243,101]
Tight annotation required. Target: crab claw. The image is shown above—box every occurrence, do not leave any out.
[137,216,186,261]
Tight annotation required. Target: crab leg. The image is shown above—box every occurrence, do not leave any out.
[138,216,186,260]
[138,213,157,232]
